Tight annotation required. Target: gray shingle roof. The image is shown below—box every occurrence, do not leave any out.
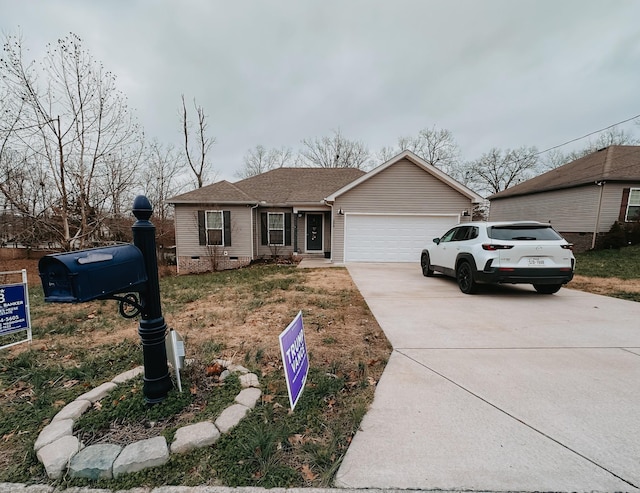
[489,145,640,200]
[168,180,254,203]
[168,168,366,205]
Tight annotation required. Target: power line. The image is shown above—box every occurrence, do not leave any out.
[532,113,640,158]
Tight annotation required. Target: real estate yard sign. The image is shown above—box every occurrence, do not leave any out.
[0,269,32,350]
[279,310,309,410]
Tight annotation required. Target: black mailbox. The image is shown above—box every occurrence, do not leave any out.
[39,245,148,303]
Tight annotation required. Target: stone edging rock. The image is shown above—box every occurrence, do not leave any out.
[34,361,261,480]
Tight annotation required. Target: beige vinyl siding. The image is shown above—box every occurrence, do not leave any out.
[601,182,640,228]
[174,204,252,258]
[333,214,346,262]
[489,183,638,233]
[332,159,473,262]
[335,159,471,213]
[323,212,331,252]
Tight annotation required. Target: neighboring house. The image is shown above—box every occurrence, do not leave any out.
[168,150,483,273]
[488,145,640,251]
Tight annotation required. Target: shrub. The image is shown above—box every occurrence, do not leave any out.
[600,221,627,249]
[626,222,640,246]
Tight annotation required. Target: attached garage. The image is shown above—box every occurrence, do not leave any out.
[344,214,458,262]
[325,151,484,264]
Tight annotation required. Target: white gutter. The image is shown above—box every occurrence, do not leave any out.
[592,181,605,249]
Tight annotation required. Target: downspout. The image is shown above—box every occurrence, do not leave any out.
[592,147,613,250]
[592,181,605,250]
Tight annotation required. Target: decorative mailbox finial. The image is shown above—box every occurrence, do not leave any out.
[132,195,153,221]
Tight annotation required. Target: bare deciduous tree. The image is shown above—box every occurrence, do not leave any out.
[403,127,461,174]
[541,127,640,170]
[141,141,185,251]
[142,142,185,221]
[181,95,215,188]
[300,129,370,169]
[464,146,539,196]
[236,145,294,178]
[376,126,461,174]
[0,32,145,250]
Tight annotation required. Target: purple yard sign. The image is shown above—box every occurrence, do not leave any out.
[279,310,309,410]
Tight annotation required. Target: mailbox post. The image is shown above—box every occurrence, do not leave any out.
[132,195,173,404]
[39,196,174,404]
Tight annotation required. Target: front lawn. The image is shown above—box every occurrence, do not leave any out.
[574,244,640,279]
[572,244,640,302]
[0,263,391,489]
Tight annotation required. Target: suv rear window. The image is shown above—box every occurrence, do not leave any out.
[488,225,563,241]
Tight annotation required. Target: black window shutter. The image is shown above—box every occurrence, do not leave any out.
[285,213,292,246]
[261,213,268,245]
[198,210,206,246]
[223,210,231,246]
[619,188,630,222]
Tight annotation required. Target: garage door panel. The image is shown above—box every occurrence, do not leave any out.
[345,215,457,262]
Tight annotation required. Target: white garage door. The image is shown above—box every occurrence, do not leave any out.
[344,214,458,262]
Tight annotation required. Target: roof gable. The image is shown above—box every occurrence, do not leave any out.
[325,150,484,203]
[490,145,640,200]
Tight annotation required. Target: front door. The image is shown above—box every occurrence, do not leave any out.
[306,214,323,251]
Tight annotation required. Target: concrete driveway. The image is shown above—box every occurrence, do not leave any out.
[335,263,640,492]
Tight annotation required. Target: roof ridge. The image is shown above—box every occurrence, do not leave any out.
[224,180,256,201]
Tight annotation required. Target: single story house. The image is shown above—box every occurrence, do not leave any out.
[488,145,640,251]
[168,150,483,272]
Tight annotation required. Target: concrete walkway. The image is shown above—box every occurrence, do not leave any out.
[297,257,341,268]
[336,263,640,492]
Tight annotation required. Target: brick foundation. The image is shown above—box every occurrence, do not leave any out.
[560,232,614,252]
[177,256,251,274]
[559,233,594,253]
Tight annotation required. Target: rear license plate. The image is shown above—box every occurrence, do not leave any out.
[528,257,545,266]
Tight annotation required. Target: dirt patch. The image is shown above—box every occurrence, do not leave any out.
[170,268,380,365]
[0,257,384,367]
[567,275,640,295]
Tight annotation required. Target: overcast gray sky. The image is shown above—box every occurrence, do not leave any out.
[2,0,639,181]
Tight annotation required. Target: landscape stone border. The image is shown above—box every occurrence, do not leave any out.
[34,361,261,480]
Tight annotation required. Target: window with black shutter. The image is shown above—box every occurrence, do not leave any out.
[626,188,640,222]
[267,212,285,245]
[198,210,232,246]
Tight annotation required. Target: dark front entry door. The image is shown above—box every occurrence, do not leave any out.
[306,214,323,251]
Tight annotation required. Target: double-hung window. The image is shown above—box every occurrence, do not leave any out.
[626,189,640,222]
[206,211,224,246]
[268,212,284,245]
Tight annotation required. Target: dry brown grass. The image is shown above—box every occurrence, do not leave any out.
[567,274,640,295]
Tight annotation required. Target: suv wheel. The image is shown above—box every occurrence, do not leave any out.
[533,283,562,294]
[456,261,477,294]
[421,253,434,277]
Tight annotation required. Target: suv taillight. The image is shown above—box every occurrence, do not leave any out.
[561,244,574,250]
[482,244,514,251]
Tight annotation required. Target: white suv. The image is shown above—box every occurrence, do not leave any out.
[421,221,575,294]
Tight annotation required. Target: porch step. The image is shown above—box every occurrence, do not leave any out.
[296,252,327,259]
